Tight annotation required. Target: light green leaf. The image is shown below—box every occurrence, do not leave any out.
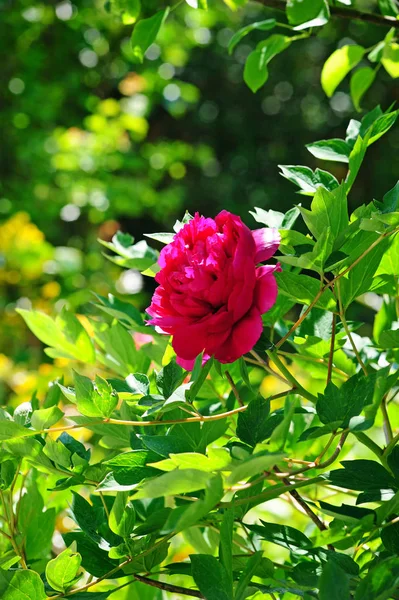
[31,406,63,430]
[0,421,34,442]
[0,570,46,600]
[321,45,365,97]
[382,43,399,78]
[17,308,95,364]
[228,452,284,484]
[130,8,169,63]
[350,67,376,111]
[134,469,211,499]
[109,491,136,537]
[46,545,82,592]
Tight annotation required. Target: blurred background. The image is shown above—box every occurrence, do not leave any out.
[1,0,399,405]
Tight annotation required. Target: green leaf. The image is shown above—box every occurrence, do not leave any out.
[350,67,376,112]
[190,554,232,600]
[156,359,184,398]
[228,19,276,54]
[219,508,234,597]
[299,185,349,247]
[103,450,160,485]
[379,0,399,15]
[355,557,399,600]
[382,43,399,78]
[379,328,399,348]
[31,405,63,430]
[130,8,169,64]
[234,551,264,600]
[93,293,143,326]
[0,421,34,441]
[319,560,350,600]
[0,570,46,600]
[63,531,118,577]
[286,0,330,29]
[306,138,351,163]
[245,520,311,551]
[321,45,365,97]
[275,271,336,311]
[17,308,95,364]
[279,165,339,195]
[244,35,290,92]
[381,519,399,553]
[228,451,284,485]
[109,491,136,537]
[125,373,150,395]
[329,460,397,491]
[316,371,376,427]
[46,545,82,592]
[75,372,118,418]
[236,396,271,447]
[134,469,211,499]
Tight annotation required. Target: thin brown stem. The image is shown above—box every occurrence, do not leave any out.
[275,227,399,349]
[337,280,367,376]
[248,350,291,385]
[256,0,399,29]
[134,575,204,598]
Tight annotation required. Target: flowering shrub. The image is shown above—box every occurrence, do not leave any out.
[0,106,397,600]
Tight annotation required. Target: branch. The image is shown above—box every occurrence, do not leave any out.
[256,0,399,29]
[134,575,204,598]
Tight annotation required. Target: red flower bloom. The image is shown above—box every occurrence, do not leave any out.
[147,211,280,370]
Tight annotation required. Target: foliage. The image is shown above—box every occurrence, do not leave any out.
[0,105,397,598]
[2,0,399,598]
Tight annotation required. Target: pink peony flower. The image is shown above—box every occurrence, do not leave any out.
[146,211,281,370]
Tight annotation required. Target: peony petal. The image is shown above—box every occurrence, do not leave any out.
[254,263,281,313]
[176,352,211,371]
[253,228,280,263]
[213,306,263,364]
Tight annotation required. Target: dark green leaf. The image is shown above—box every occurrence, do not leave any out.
[190,554,232,600]
[236,395,271,447]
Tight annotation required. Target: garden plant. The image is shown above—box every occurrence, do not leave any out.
[1,0,399,599]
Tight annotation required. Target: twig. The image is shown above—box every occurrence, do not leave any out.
[255,0,399,29]
[336,280,367,376]
[134,574,204,598]
[275,227,399,349]
[248,350,291,384]
[266,351,317,402]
